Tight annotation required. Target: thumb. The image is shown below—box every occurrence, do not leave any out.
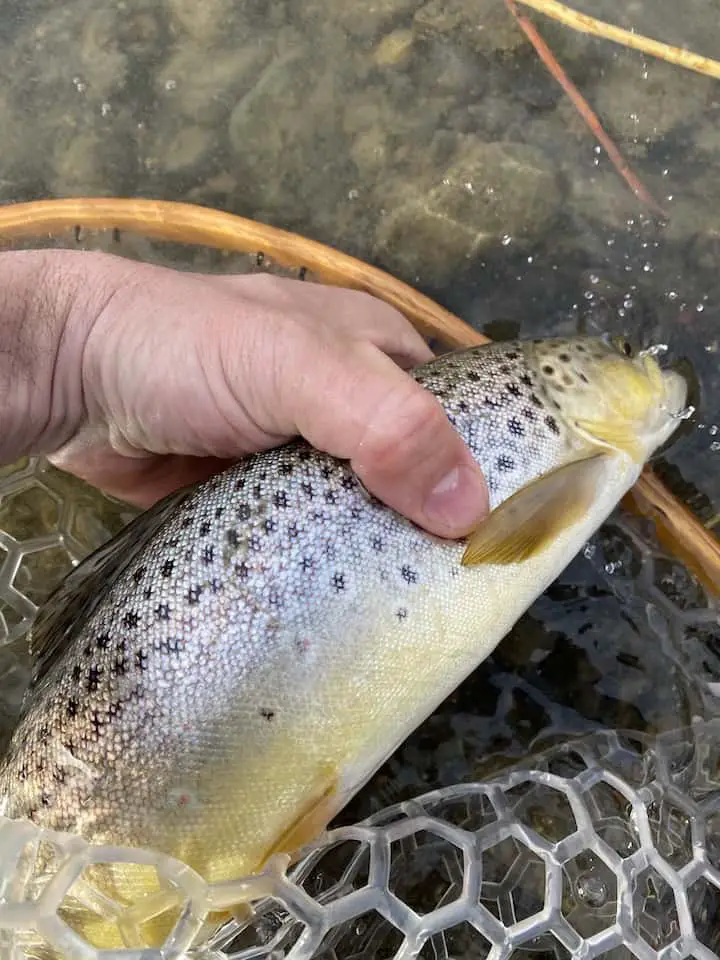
[277,340,489,540]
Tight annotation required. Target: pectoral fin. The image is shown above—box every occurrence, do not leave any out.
[462,452,609,566]
[573,417,644,462]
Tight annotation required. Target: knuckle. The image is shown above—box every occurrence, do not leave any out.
[359,381,452,471]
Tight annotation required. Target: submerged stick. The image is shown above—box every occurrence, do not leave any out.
[0,197,717,591]
[515,0,720,81]
[504,0,666,218]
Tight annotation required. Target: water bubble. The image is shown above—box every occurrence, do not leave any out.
[100,102,111,117]
[347,188,359,200]
[164,79,177,91]
[667,291,678,301]
[576,873,609,907]
[710,425,718,436]
[696,303,705,313]
[501,234,513,246]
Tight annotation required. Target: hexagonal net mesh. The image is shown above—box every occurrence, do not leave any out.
[0,724,718,960]
[0,462,717,960]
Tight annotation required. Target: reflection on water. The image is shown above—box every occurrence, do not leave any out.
[0,0,717,929]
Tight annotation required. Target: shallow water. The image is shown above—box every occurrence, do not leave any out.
[0,0,717,928]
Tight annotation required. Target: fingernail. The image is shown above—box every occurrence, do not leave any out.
[423,463,487,536]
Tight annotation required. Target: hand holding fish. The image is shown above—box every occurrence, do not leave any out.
[0,249,488,538]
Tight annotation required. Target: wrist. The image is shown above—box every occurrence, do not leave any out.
[0,249,117,462]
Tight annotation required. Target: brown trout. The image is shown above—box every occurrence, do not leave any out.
[0,336,687,949]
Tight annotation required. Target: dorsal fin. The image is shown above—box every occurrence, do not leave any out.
[28,486,193,691]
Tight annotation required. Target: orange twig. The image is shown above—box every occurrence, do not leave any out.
[504,0,667,219]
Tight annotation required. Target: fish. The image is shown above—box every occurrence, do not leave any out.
[0,335,687,952]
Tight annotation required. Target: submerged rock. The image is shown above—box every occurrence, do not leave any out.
[374,138,562,285]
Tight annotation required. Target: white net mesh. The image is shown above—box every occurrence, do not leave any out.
[0,457,717,960]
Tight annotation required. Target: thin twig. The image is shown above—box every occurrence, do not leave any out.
[516,0,720,81]
[504,0,667,218]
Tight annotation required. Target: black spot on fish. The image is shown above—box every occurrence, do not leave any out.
[95,633,111,650]
[72,664,82,682]
[396,608,408,620]
[279,462,294,476]
[268,590,280,607]
[325,490,338,505]
[484,395,502,408]
[542,364,554,376]
[181,515,194,529]
[209,577,222,594]
[497,455,515,472]
[122,611,140,630]
[559,352,570,363]
[135,650,148,671]
[87,665,103,693]
[372,537,384,552]
[66,697,79,718]
[545,415,560,435]
[530,393,543,408]
[302,482,314,499]
[260,708,275,720]
[226,528,240,547]
[301,556,314,571]
[114,656,127,676]
[298,449,312,461]
[508,417,524,437]
[187,585,203,605]
[161,558,174,577]
[253,484,262,499]
[401,565,418,584]
[466,371,480,382]
[506,382,522,398]
[505,350,519,360]
[155,604,170,621]
[202,544,214,564]
[522,406,536,421]
[132,566,146,584]
[248,535,261,551]
[158,637,182,655]
[236,561,249,579]
[236,503,251,521]
[519,373,533,387]
[341,475,355,490]
[288,523,299,539]
[199,520,211,537]
[332,572,345,591]
[215,506,225,519]
[264,518,277,533]
[273,490,288,508]
[321,465,332,480]
[90,710,104,738]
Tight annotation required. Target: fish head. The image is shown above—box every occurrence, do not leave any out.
[524,336,690,463]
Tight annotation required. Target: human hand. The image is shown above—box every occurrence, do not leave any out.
[0,250,488,539]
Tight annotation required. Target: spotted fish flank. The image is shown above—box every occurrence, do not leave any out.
[0,337,687,949]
